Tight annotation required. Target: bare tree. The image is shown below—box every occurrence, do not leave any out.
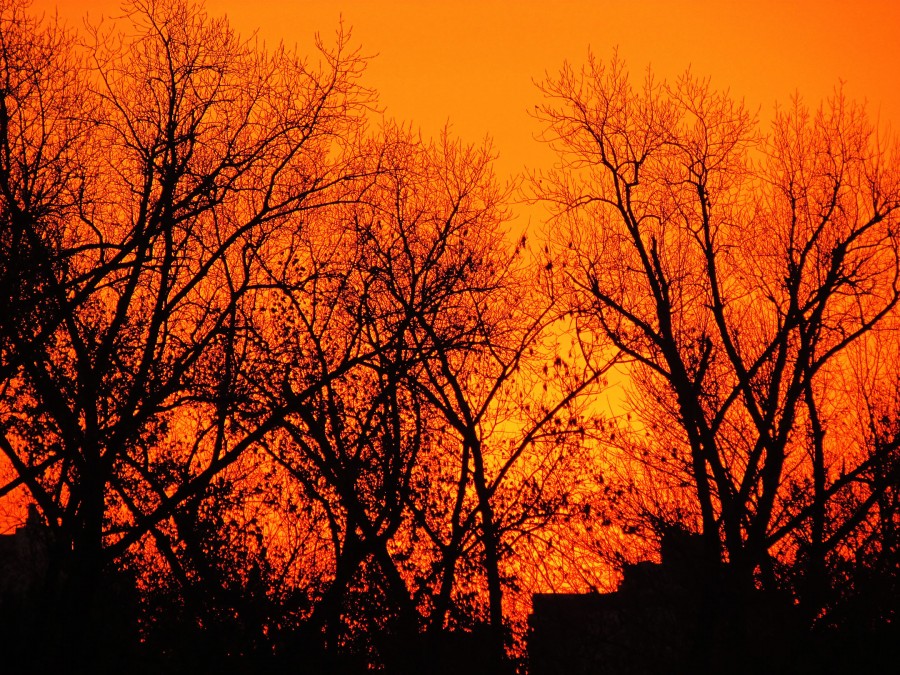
[252,124,515,668]
[344,128,612,670]
[0,0,372,664]
[534,52,900,629]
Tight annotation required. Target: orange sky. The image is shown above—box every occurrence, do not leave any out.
[34,0,900,203]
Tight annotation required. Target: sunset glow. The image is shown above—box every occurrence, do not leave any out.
[4,1,900,672]
[37,1,900,181]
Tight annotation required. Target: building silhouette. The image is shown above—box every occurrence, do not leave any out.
[528,528,801,675]
[0,504,49,600]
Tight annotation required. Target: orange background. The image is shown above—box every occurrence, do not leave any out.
[33,0,900,199]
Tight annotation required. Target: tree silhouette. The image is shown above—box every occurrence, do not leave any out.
[534,52,900,650]
[0,0,371,666]
[2,3,899,672]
